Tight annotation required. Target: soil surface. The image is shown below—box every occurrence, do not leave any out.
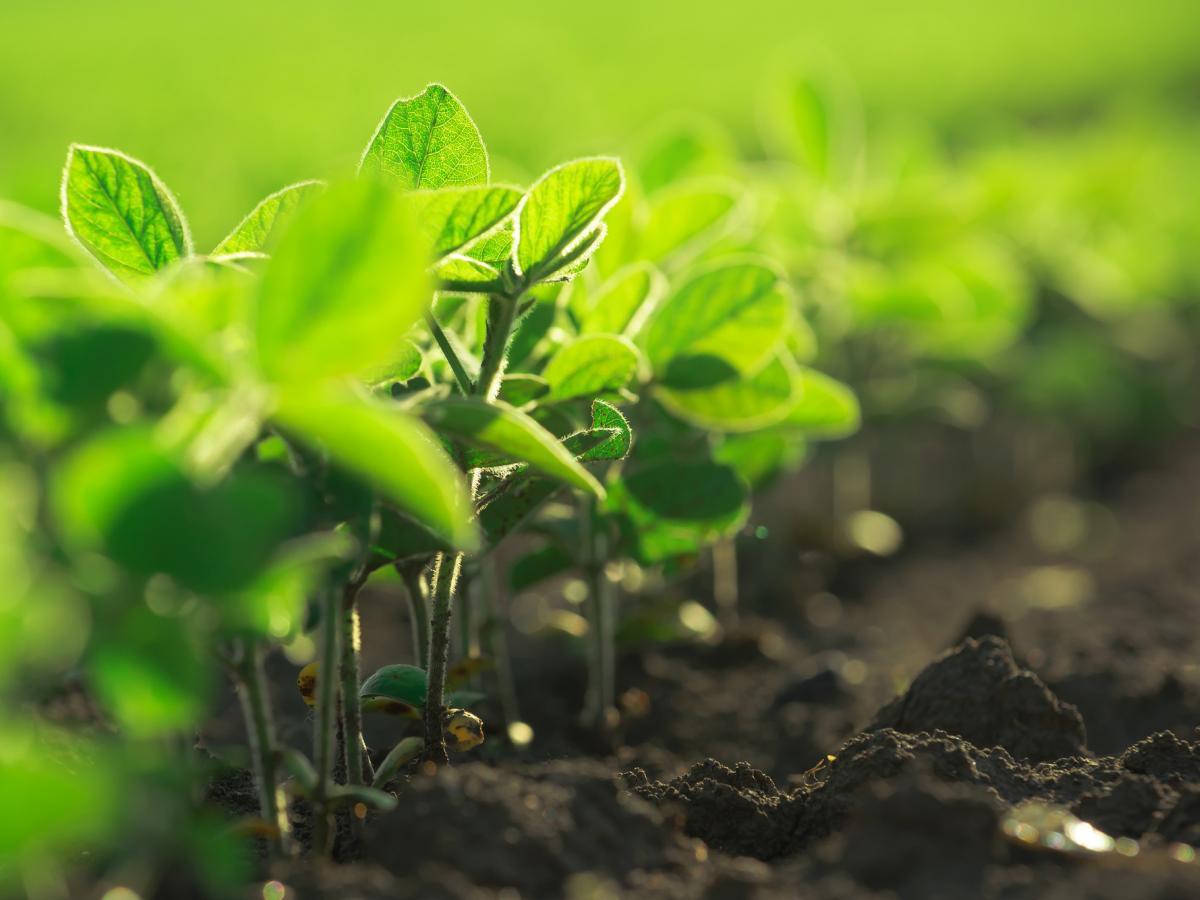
[196,432,1200,898]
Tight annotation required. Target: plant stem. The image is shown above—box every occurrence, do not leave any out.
[311,586,341,856]
[477,557,523,729]
[423,551,462,765]
[581,495,616,730]
[712,535,740,629]
[339,576,370,788]
[401,566,430,668]
[423,293,519,763]
[475,294,519,400]
[457,566,475,667]
[425,311,474,395]
[232,639,292,856]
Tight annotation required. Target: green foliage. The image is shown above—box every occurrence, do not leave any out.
[62,145,191,282]
[274,386,478,551]
[572,262,665,336]
[637,179,743,265]
[253,179,432,383]
[608,460,749,564]
[787,367,860,437]
[360,663,483,713]
[641,260,791,380]
[213,180,324,256]
[43,62,1200,892]
[516,158,625,282]
[408,185,522,259]
[541,334,643,401]
[422,396,604,497]
[360,83,488,189]
[658,352,798,432]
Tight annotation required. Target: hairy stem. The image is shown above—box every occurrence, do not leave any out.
[712,536,740,629]
[401,567,430,668]
[233,639,292,856]
[423,551,462,765]
[457,567,475,668]
[581,496,616,729]
[425,311,474,395]
[311,586,341,856]
[424,293,519,763]
[339,577,370,788]
[475,294,519,400]
[477,557,522,729]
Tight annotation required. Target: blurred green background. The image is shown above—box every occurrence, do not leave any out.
[3,0,1198,243]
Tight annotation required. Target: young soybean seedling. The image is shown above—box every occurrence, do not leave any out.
[356,83,627,763]
[58,136,484,854]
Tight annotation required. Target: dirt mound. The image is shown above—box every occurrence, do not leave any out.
[365,759,692,896]
[867,636,1087,762]
[623,759,802,860]
[626,637,1200,864]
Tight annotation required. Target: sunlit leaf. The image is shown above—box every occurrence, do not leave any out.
[254,179,431,383]
[407,185,522,260]
[274,386,478,551]
[658,353,798,433]
[515,158,624,282]
[213,180,324,256]
[638,180,742,264]
[422,396,603,497]
[573,263,666,336]
[787,367,860,438]
[61,145,191,282]
[360,83,489,189]
[641,259,791,377]
[541,334,643,402]
[608,460,748,564]
[52,427,300,594]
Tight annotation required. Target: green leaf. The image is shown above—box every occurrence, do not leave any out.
[407,185,522,260]
[433,224,515,291]
[510,543,574,592]
[766,66,863,181]
[608,460,748,564]
[327,784,398,812]
[213,180,324,256]
[0,201,84,297]
[541,334,643,402]
[638,180,742,264]
[361,663,428,709]
[637,118,734,194]
[369,507,449,569]
[422,397,604,498]
[573,399,632,462]
[478,475,562,548]
[61,144,191,282]
[515,158,625,282]
[359,338,423,388]
[52,427,300,595]
[435,253,500,288]
[360,83,488,189]
[498,373,549,407]
[91,607,210,738]
[658,353,798,433]
[274,386,478,552]
[573,263,666,336]
[254,179,432,383]
[0,725,121,870]
[641,259,791,378]
[464,398,629,470]
[713,431,805,490]
[787,368,860,438]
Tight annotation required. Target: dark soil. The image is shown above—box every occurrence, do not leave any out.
[195,433,1200,899]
